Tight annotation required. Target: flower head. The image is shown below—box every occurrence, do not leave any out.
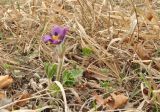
[43,25,68,44]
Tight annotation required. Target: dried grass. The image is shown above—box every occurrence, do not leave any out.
[0,0,160,111]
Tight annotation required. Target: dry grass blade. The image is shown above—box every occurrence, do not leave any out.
[69,88,82,103]
[12,106,53,112]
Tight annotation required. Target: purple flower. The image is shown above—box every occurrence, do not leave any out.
[43,25,68,44]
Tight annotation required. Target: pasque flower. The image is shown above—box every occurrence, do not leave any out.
[43,25,68,44]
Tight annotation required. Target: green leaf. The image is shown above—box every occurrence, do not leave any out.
[70,69,83,78]
[63,80,75,86]
[63,68,83,86]
[100,81,113,92]
[82,47,93,57]
[48,64,57,79]
[0,32,3,40]
[44,62,57,80]
[3,63,12,69]
[63,71,72,81]
[100,81,110,88]
[44,62,49,75]
[49,83,60,96]
[100,68,109,74]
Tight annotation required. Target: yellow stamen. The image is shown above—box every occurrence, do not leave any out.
[52,35,59,41]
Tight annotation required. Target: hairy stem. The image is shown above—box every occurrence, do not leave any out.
[56,44,65,81]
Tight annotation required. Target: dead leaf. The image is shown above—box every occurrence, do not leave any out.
[93,93,104,106]
[144,0,158,22]
[148,9,158,24]
[83,69,108,81]
[105,93,128,109]
[86,81,101,89]
[134,43,150,60]
[0,75,13,89]
[15,91,31,107]
[146,10,153,21]
[94,93,128,109]
[121,36,131,44]
[0,91,5,100]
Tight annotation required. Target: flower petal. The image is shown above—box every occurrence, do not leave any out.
[51,25,62,36]
[51,25,68,42]
[50,40,62,44]
[42,25,69,45]
[43,35,52,43]
[59,27,68,40]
